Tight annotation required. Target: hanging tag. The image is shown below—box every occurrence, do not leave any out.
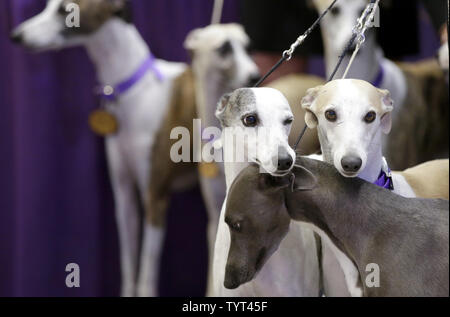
[88,109,118,136]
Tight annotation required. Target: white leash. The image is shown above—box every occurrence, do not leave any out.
[211,0,224,25]
[342,0,381,79]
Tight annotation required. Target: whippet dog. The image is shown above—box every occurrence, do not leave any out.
[10,0,259,297]
[183,24,259,278]
[313,0,449,170]
[211,88,320,296]
[11,0,186,297]
[302,79,416,197]
[302,78,449,296]
[146,24,260,294]
[224,158,449,297]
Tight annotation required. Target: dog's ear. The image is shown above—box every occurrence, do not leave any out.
[301,85,323,129]
[292,165,318,191]
[111,0,132,23]
[184,28,202,57]
[108,0,127,11]
[309,0,329,12]
[258,174,291,192]
[215,93,232,124]
[378,88,394,134]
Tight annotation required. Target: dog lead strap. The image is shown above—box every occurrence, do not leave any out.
[100,54,164,101]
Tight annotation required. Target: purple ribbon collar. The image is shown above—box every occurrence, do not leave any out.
[371,64,384,88]
[373,158,394,190]
[100,54,163,101]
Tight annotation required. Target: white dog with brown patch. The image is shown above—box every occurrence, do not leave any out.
[302,79,449,296]
[212,88,320,296]
[11,0,260,297]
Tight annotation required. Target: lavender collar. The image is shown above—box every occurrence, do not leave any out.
[373,157,394,190]
[100,54,163,101]
[371,64,384,88]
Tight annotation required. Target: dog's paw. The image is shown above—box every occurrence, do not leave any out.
[120,283,136,297]
[136,283,157,297]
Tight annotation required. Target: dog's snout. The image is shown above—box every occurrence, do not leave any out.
[10,30,23,44]
[224,265,243,289]
[247,73,261,87]
[277,147,293,171]
[341,156,362,173]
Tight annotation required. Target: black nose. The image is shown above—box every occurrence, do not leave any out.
[277,147,293,171]
[10,31,23,44]
[247,73,261,87]
[341,156,362,173]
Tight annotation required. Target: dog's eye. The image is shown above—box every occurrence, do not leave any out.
[217,41,232,57]
[230,221,242,232]
[364,111,376,123]
[283,117,294,126]
[325,110,337,122]
[330,6,341,16]
[243,114,258,127]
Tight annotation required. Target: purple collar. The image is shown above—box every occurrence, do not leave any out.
[371,64,384,88]
[373,166,394,190]
[100,54,164,101]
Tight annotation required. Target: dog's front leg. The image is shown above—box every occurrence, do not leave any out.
[106,138,141,297]
[198,173,226,296]
[136,221,165,297]
[135,150,167,297]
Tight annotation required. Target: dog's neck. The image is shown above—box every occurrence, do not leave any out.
[319,128,384,183]
[193,63,234,183]
[224,157,249,189]
[85,18,150,86]
[219,130,249,188]
[193,64,229,130]
[286,158,399,265]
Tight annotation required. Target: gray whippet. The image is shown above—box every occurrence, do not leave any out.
[224,157,449,297]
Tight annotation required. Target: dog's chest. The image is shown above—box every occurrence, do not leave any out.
[112,80,167,132]
[109,62,186,146]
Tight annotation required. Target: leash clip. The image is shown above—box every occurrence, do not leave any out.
[283,34,306,61]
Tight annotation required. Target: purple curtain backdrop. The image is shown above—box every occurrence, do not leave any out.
[0,0,239,297]
[0,0,440,297]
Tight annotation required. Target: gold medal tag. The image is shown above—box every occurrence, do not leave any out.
[199,162,220,178]
[88,109,118,136]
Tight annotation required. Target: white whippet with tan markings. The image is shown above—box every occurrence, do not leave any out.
[302,79,449,296]
[212,88,320,297]
[11,0,261,297]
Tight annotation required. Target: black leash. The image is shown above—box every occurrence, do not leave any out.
[253,0,379,151]
[293,0,378,150]
[253,0,339,88]
[253,55,288,88]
